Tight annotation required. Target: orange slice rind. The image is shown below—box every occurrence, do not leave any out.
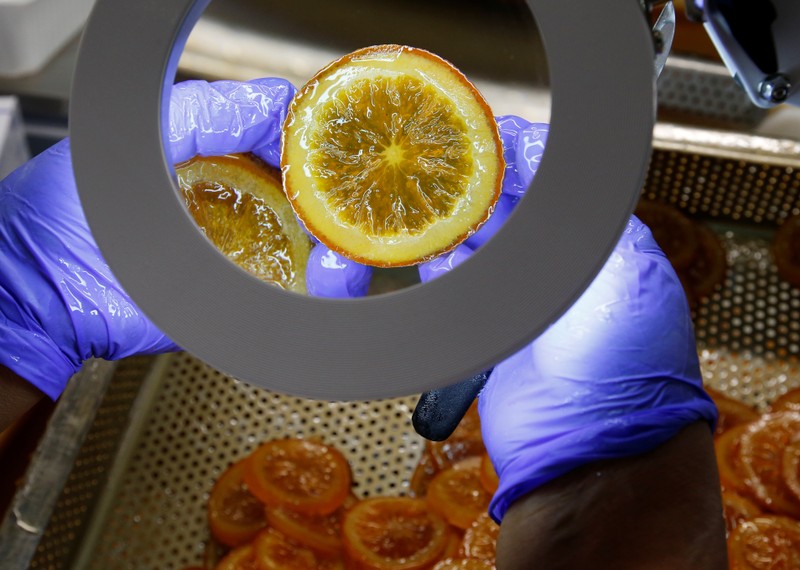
[282,44,504,267]
[176,154,312,293]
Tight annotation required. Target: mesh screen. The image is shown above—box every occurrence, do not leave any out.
[86,355,423,569]
[28,358,154,570]
[645,149,800,225]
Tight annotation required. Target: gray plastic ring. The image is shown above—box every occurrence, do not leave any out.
[70,0,655,400]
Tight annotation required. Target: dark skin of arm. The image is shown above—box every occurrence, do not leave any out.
[0,365,43,433]
[497,421,728,569]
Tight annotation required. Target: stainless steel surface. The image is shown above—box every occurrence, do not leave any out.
[701,0,800,108]
[0,360,118,570]
[70,0,656,401]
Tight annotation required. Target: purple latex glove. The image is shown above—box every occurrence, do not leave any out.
[419,115,718,523]
[0,78,344,400]
[306,243,373,298]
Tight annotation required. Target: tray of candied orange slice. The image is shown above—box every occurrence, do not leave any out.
[708,387,800,568]
[190,386,800,570]
[194,403,498,570]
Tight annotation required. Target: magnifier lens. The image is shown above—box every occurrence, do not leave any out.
[170,0,551,298]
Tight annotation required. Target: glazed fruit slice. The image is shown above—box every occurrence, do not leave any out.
[342,497,451,569]
[252,528,345,570]
[634,200,698,270]
[266,494,358,556]
[282,44,504,267]
[706,388,759,436]
[714,424,750,495]
[727,516,800,569]
[721,490,762,537]
[243,438,351,516]
[738,412,800,518]
[772,213,800,288]
[432,560,496,570]
[207,460,267,547]
[426,457,492,530]
[462,512,499,562]
[176,153,312,293]
[771,386,800,413]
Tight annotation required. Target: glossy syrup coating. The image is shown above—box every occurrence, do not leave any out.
[177,153,311,293]
[282,44,504,267]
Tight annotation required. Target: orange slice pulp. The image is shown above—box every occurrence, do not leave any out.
[176,153,312,293]
[281,44,504,267]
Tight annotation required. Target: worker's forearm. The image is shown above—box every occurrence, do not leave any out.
[497,421,727,570]
[0,366,44,433]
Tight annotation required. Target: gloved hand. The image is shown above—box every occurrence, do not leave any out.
[419,115,718,523]
[0,78,362,400]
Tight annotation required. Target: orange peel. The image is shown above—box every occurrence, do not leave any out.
[176,154,311,293]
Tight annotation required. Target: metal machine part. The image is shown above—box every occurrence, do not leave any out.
[69,0,656,400]
[691,0,800,108]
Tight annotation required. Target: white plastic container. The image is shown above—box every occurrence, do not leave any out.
[0,0,95,78]
[0,96,29,179]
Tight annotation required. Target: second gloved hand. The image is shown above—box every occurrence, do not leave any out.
[419,115,718,523]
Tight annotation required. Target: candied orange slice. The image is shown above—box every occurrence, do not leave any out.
[253,528,345,570]
[772,214,800,289]
[426,457,492,530]
[706,388,759,437]
[721,490,762,537]
[783,441,800,504]
[342,497,450,569]
[243,438,351,516]
[176,153,311,293]
[634,200,698,270]
[715,424,750,495]
[433,560,496,570]
[462,512,499,562]
[739,412,800,518]
[215,543,259,570]
[207,460,267,548]
[266,494,358,556]
[441,530,465,560]
[682,223,727,300]
[728,516,800,569]
[429,401,485,471]
[479,453,499,495]
[408,447,439,498]
[282,44,504,267]
[771,386,800,413]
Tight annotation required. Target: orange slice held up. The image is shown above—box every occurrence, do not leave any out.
[176,154,312,293]
[281,44,505,267]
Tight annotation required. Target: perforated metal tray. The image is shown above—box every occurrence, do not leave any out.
[4,121,800,570]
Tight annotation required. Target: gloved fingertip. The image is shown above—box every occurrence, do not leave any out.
[623,214,663,255]
[306,244,372,298]
[516,122,550,190]
[464,194,518,250]
[417,244,474,284]
[168,78,296,167]
[496,115,532,199]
